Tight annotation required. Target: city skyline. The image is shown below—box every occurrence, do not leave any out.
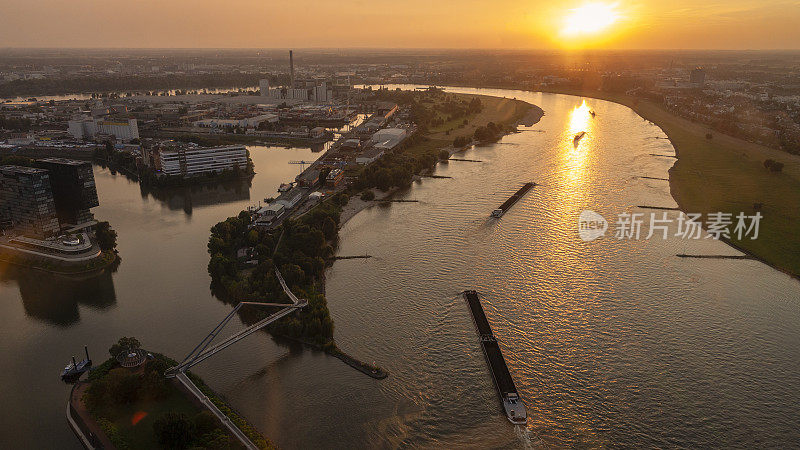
[2,0,800,50]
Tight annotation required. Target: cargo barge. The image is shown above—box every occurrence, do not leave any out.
[491,182,535,217]
[462,290,527,424]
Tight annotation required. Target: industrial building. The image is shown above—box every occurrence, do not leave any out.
[371,128,407,150]
[193,114,278,130]
[68,117,140,142]
[37,158,99,227]
[155,144,249,177]
[0,166,60,237]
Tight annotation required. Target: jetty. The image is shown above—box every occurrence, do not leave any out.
[492,182,536,217]
[462,290,527,424]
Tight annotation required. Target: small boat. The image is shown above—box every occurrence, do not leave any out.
[60,346,92,381]
[278,182,293,192]
[574,131,586,145]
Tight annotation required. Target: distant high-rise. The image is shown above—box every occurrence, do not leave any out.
[289,50,295,88]
[37,158,99,227]
[259,79,270,97]
[0,166,60,237]
[690,67,706,86]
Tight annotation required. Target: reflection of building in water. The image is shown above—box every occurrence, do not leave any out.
[141,178,251,215]
[9,269,117,326]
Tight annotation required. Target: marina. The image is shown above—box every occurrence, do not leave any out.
[462,290,527,425]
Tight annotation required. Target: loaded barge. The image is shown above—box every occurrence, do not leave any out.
[462,290,527,424]
[491,182,536,217]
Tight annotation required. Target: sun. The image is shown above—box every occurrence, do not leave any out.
[561,2,622,38]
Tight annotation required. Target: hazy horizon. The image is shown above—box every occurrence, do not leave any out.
[3,0,800,50]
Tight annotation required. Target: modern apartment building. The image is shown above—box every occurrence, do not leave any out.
[37,158,99,226]
[0,166,60,237]
[156,144,249,177]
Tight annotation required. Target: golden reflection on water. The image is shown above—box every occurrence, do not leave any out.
[560,99,595,200]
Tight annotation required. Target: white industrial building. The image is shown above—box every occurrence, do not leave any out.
[156,145,248,177]
[371,128,407,150]
[68,117,139,142]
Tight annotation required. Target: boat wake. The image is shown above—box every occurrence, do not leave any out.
[514,425,534,449]
[515,425,547,449]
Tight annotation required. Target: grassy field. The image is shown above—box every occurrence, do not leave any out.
[401,93,533,159]
[543,87,800,278]
[426,93,533,141]
[104,387,203,449]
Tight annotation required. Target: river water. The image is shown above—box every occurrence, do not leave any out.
[1,87,799,449]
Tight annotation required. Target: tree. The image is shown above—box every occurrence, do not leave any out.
[108,337,141,357]
[193,411,219,436]
[360,190,375,201]
[103,368,142,404]
[153,412,194,449]
[322,216,337,241]
[95,221,118,251]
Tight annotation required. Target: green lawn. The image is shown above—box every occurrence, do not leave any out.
[427,94,532,141]
[106,387,202,449]
[401,93,532,159]
[544,88,800,277]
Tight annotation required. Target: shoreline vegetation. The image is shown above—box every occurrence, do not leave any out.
[72,337,273,449]
[531,86,800,279]
[206,90,537,380]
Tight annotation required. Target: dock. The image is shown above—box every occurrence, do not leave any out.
[492,182,535,217]
[462,290,527,424]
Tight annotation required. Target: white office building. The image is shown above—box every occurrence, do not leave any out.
[157,145,248,177]
[68,117,139,142]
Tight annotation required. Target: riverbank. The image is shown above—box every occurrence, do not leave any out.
[534,87,800,279]
[339,92,540,227]
[0,247,118,276]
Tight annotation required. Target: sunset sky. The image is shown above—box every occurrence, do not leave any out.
[2,0,799,49]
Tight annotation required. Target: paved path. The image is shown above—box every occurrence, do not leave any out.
[175,372,259,450]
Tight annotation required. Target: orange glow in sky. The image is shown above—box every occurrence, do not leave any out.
[0,0,798,49]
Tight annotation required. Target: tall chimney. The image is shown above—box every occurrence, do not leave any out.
[289,50,295,89]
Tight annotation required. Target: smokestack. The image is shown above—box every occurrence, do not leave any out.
[289,50,295,89]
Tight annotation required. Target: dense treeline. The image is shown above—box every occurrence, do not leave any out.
[473,121,513,143]
[0,114,33,131]
[207,195,348,347]
[0,73,291,98]
[354,145,438,191]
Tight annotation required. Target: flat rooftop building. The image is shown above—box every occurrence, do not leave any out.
[156,144,249,177]
[0,165,60,237]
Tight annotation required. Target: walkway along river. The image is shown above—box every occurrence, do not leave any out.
[0,88,799,448]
